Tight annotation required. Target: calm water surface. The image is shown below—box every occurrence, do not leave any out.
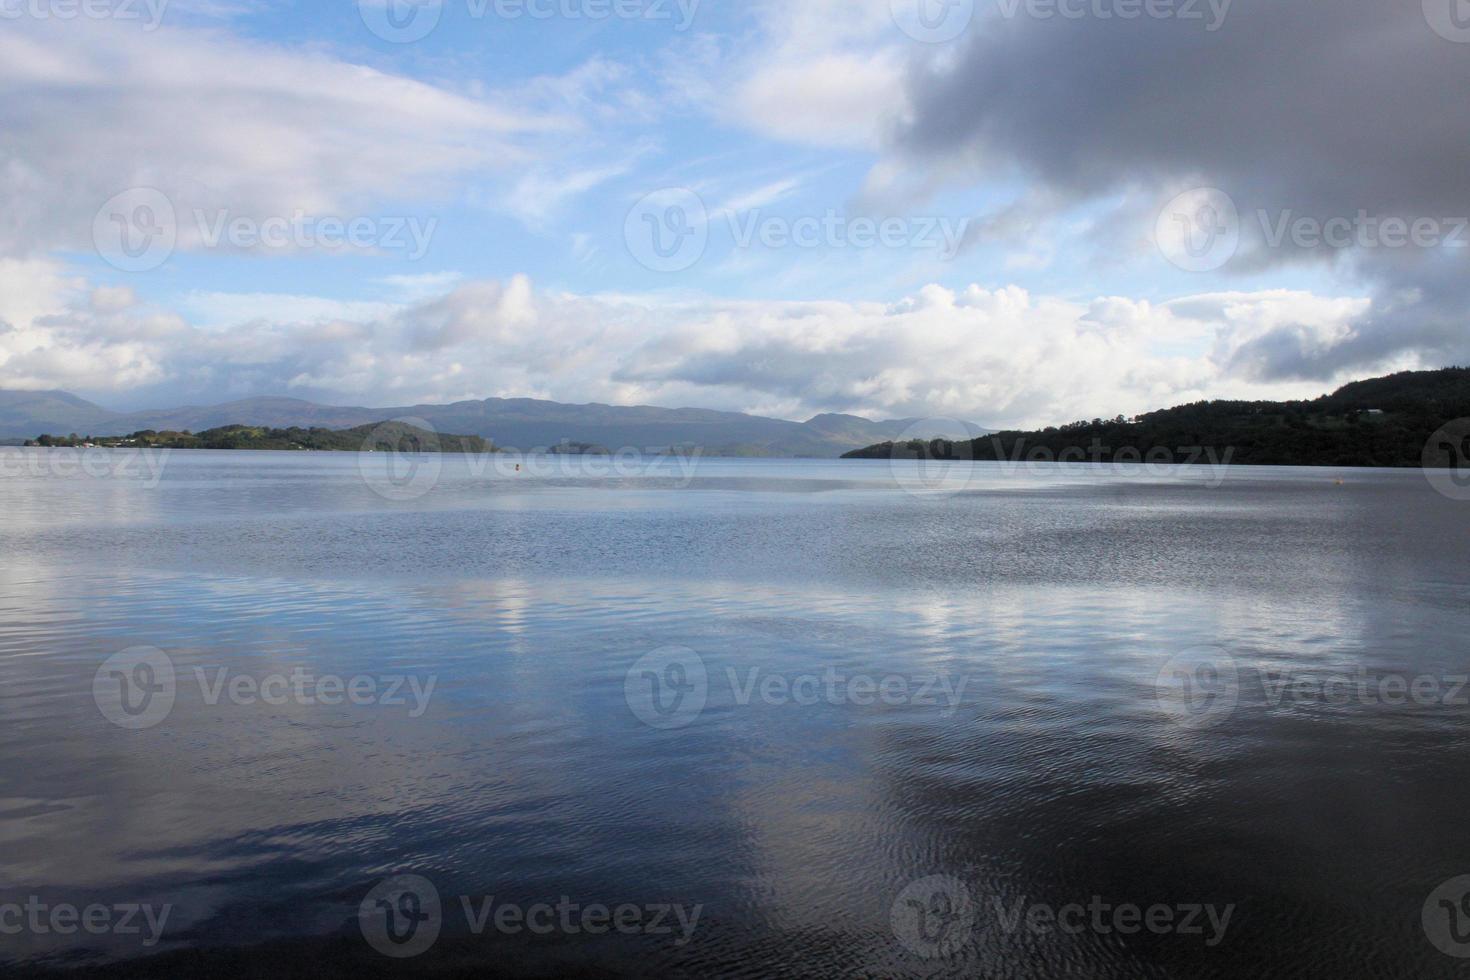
[2,449,1469,977]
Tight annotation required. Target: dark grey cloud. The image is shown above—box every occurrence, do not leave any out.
[901,1,1470,215]
[894,0,1470,380]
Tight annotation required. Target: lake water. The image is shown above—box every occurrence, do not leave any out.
[2,449,1469,977]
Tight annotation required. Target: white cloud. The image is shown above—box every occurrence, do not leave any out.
[375,272,466,303]
[90,285,140,314]
[0,269,1406,426]
[0,259,171,392]
[0,17,569,261]
[667,0,914,150]
[177,292,401,330]
[715,176,807,216]
[730,48,907,150]
[500,156,648,231]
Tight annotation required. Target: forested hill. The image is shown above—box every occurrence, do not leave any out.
[843,368,1470,468]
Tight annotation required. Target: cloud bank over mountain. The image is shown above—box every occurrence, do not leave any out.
[0,262,1376,428]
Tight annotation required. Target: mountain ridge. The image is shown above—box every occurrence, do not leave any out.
[0,391,986,458]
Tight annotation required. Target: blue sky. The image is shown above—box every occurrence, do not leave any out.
[0,0,1465,425]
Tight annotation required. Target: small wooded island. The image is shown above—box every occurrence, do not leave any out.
[26,421,494,454]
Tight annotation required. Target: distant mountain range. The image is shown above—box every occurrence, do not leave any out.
[0,390,988,458]
[844,368,1470,468]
